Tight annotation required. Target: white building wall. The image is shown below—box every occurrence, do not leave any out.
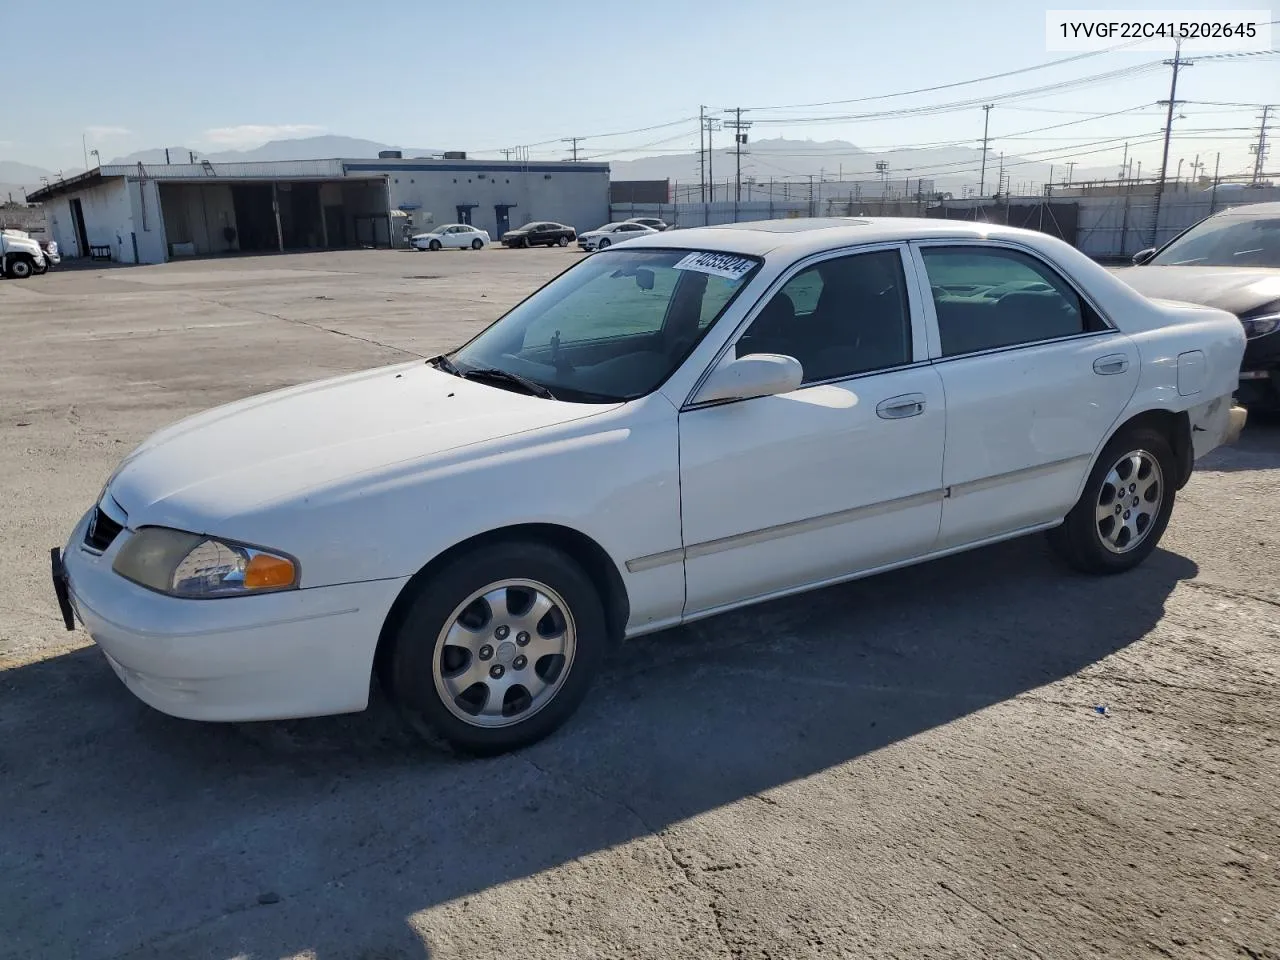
[128,179,167,264]
[348,161,610,240]
[42,178,135,262]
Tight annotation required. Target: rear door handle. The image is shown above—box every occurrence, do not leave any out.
[876,393,927,419]
[1093,354,1130,375]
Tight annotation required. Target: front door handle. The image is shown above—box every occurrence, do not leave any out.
[1093,354,1130,375]
[876,393,927,419]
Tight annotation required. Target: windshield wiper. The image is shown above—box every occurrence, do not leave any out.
[459,367,558,400]
[427,354,462,375]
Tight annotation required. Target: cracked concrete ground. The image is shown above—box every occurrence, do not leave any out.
[1,249,1278,960]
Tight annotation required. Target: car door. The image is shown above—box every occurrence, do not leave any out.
[910,241,1140,549]
[678,244,946,615]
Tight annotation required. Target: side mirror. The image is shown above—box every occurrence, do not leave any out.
[635,268,655,290]
[692,353,804,404]
[1132,247,1157,266]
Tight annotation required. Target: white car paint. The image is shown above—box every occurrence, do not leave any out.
[577,221,658,251]
[59,217,1246,724]
[411,224,491,250]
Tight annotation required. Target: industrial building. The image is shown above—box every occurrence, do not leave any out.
[26,156,610,264]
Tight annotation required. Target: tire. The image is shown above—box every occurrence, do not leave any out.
[380,540,608,755]
[6,256,34,279]
[33,261,48,275]
[471,238,483,250]
[428,239,442,251]
[1047,425,1176,575]
[598,238,611,249]
[558,236,569,247]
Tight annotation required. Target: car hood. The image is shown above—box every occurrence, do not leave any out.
[1110,265,1280,316]
[504,229,531,236]
[108,361,616,528]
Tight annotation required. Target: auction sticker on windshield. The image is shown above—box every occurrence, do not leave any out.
[673,252,756,281]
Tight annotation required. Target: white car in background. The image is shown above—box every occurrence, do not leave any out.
[53,218,1246,756]
[412,224,490,251]
[577,221,658,251]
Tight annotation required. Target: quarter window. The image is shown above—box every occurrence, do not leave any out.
[921,246,1105,357]
[735,249,912,384]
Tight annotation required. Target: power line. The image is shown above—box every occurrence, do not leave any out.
[749,62,1170,125]
[742,38,1150,111]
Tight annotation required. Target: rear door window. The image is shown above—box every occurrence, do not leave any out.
[920,246,1106,357]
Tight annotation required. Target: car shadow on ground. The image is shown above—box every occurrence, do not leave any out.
[0,536,1197,960]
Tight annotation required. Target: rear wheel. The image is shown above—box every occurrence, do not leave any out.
[380,540,607,754]
[558,236,569,247]
[1047,425,1176,574]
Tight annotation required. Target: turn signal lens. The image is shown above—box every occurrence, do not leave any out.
[244,553,297,589]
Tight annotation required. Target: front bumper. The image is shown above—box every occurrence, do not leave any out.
[56,508,409,722]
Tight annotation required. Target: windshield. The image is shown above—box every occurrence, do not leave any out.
[448,248,761,402]
[1152,214,1280,267]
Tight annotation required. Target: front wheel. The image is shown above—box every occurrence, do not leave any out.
[428,239,442,251]
[380,541,607,754]
[5,256,34,279]
[471,238,483,249]
[597,238,611,249]
[1047,425,1176,574]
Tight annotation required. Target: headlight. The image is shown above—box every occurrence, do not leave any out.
[1241,313,1280,339]
[112,527,299,598]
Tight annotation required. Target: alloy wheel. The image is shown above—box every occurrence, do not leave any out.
[1095,449,1163,554]
[432,579,577,728]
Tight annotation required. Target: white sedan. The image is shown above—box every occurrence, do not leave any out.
[411,224,491,250]
[577,221,658,251]
[53,218,1247,754]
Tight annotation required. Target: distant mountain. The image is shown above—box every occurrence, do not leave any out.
[609,136,1115,195]
[108,135,443,166]
[1,161,57,202]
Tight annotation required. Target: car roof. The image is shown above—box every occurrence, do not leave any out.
[1210,201,1280,218]
[619,216,1073,258]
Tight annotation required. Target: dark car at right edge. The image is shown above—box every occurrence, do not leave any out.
[1117,201,1280,410]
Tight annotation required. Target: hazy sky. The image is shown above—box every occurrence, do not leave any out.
[2,0,1276,181]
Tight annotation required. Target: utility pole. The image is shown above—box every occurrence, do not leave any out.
[706,113,719,201]
[562,137,583,161]
[500,148,515,161]
[725,107,752,218]
[1118,142,1128,180]
[81,134,88,171]
[996,152,1005,195]
[978,104,993,196]
[1151,41,1191,244]
[699,105,706,203]
[1066,161,1077,185]
[1209,151,1222,213]
[1251,104,1271,184]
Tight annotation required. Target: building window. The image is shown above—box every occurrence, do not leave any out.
[506,179,510,184]
[410,179,415,184]
[453,178,457,183]
[394,178,399,183]
[544,174,552,180]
